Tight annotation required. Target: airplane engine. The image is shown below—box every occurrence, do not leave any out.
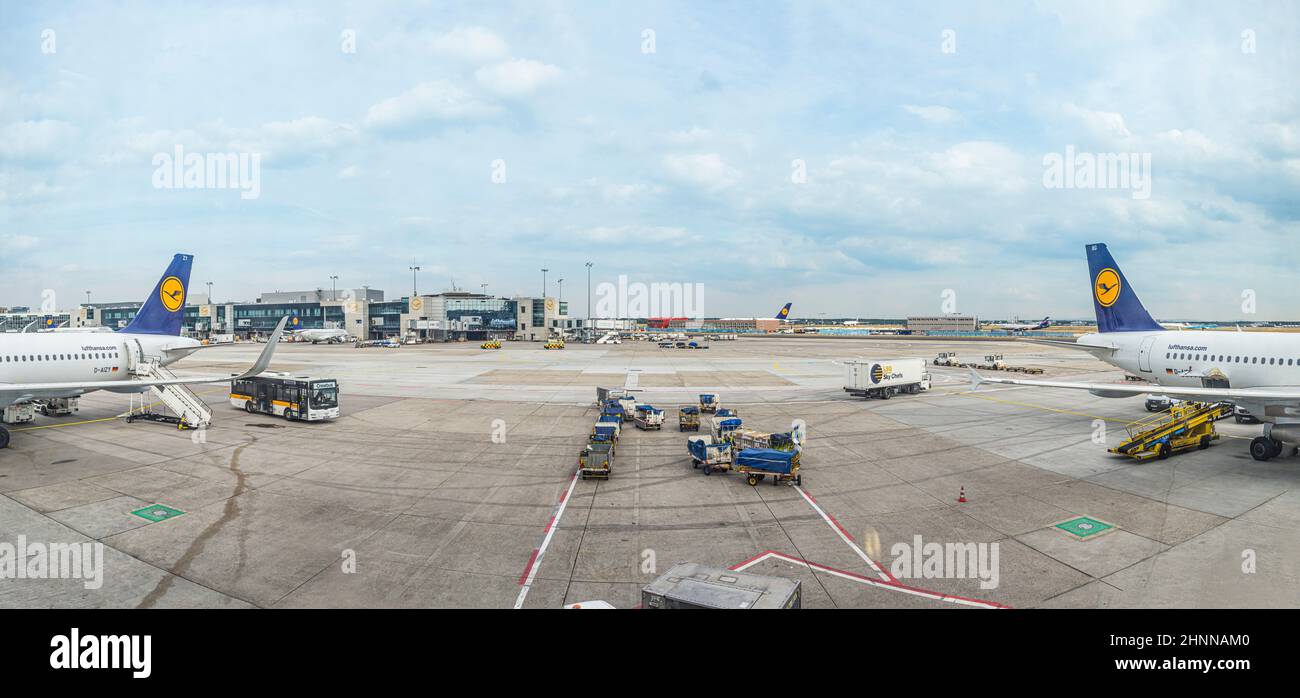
[1263,423,1300,445]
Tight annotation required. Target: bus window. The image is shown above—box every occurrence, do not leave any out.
[311,383,338,409]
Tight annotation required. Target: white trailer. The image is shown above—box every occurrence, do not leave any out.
[843,358,930,400]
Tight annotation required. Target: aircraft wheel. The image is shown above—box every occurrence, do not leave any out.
[0,426,9,449]
[1250,437,1274,461]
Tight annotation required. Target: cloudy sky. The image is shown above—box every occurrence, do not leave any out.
[2,1,1297,320]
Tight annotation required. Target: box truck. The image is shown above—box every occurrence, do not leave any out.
[843,358,930,399]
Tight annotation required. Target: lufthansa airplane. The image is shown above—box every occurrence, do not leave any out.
[0,254,288,449]
[973,243,1300,461]
[776,302,793,321]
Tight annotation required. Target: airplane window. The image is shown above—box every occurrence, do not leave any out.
[1270,358,1275,365]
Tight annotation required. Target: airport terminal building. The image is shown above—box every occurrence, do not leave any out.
[64,289,583,342]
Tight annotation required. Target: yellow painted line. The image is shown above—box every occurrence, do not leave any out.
[13,415,124,431]
[954,391,1131,424]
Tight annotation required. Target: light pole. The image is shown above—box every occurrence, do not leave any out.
[557,279,564,305]
[206,281,213,304]
[330,275,338,301]
[480,283,488,296]
[409,263,420,298]
[585,261,593,335]
[541,268,548,302]
[85,290,91,306]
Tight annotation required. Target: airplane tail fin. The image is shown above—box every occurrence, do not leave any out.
[121,253,193,336]
[776,302,792,320]
[1085,243,1162,333]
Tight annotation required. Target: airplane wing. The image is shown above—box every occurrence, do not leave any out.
[1022,338,1117,358]
[0,317,287,399]
[969,368,1300,402]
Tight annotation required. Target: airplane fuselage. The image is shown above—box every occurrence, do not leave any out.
[1085,329,1300,421]
[0,332,201,404]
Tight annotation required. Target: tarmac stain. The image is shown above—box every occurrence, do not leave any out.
[136,436,256,608]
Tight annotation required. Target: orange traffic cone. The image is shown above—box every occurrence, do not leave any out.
[957,486,967,503]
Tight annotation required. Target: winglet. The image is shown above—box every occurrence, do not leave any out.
[234,316,289,379]
[969,367,985,391]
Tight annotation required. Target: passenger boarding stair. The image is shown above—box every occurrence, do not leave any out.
[128,352,213,430]
[1109,402,1223,460]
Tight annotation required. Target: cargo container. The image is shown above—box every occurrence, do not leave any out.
[699,393,719,413]
[579,442,614,480]
[678,406,700,432]
[711,416,743,440]
[843,358,930,399]
[641,562,801,609]
[634,405,664,430]
[735,448,801,486]
[687,435,734,474]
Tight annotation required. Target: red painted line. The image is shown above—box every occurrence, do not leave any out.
[729,550,777,570]
[543,515,557,534]
[743,550,1010,609]
[517,549,540,585]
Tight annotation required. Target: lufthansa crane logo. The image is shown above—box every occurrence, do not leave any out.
[1094,268,1121,308]
[778,307,789,318]
[159,276,185,312]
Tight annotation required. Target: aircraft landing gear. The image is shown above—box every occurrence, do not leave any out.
[0,425,9,449]
[1250,436,1284,461]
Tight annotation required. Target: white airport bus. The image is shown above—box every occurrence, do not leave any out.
[230,374,340,421]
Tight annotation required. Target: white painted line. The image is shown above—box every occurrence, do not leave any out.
[793,486,891,581]
[513,470,580,609]
[735,551,1007,609]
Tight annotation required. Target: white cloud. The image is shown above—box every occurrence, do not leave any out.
[662,153,740,190]
[363,81,499,133]
[0,120,78,164]
[475,60,562,98]
[0,233,41,250]
[431,27,510,64]
[902,105,960,124]
[337,165,359,179]
[1062,103,1133,141]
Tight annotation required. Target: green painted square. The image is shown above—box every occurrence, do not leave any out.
[131,504,186,523]
[1055,516,1114,539]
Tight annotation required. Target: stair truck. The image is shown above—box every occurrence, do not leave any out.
[578,442,614,480]
[699,393,719,413]
[843,359,930,400]
[735,447,801,487]
[678,406,700,432]
[688,435,735,475]
[634,405,665,430]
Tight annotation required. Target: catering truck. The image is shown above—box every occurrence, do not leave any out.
[843,358,930,400]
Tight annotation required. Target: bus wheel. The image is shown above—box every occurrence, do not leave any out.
[0,426,9,449]
[284,409,295,420]
[245,402,255,414]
